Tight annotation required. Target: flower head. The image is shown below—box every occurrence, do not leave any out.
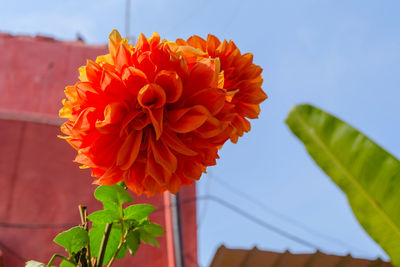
[170,35,267,142]
[60,30,266,196]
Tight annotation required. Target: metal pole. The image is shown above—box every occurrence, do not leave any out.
[125,0,131,39]
[170,193,185,267]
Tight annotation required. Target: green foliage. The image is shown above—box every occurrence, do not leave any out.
[94,185,134,206]
[60,261,75,267]
[286,104,400,266]
[87,210,120,224]
[53,227,89,254]
[27,184,163,267]
[125,231,140,256]
[124,204,156,220]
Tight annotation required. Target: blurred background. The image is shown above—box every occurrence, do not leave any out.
[1,0,400,266]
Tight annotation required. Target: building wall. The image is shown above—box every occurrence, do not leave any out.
[0,33,197,267]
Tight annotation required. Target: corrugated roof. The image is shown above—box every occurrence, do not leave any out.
[210,246,392,267]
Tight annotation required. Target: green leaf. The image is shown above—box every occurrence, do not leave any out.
[53,227,88,254]
[139,228,160,247]
[60,260,76,267]
[143,223,164,237]
[103,202,120,213]
[89,223,121,265]
[124,204,156,220]
[126,231,140,255]
[25,261,47,267]
[88,210,120,224]
[286,104,400,266]
[116,242,127,259]
[94,185,134,206]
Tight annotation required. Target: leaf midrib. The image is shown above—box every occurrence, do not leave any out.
[293,110,400,239]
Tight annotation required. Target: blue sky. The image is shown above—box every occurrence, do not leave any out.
[2,0,400,265]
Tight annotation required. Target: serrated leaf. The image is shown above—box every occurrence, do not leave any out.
[25,260,46,267]
[143,223,164,237]
[286,104,400,266]
[54,227,88,254]
[88,210,120,224]
[124,204,155,220]
[139,228,159,247]
[94,185,134,206]
[60,260,76,267]
[89,223,121,265]
[126,231,140,255]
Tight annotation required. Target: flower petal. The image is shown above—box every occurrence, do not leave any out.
[166,105,209,133]
[154,70,183,103]
[116,130,143,170]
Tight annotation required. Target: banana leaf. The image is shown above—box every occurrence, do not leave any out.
[286,104,400,265]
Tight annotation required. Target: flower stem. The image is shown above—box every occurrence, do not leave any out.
[96,223,113,267]
[106,220,126,267]
[79,205,93,267]
[47,254,74,266]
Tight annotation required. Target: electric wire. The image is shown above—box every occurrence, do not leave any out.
[0,240,27,263]
[0,221,75,229]
[211,175,369,254]
[196,171,213,229]
[1,195,319,249]
[157,195,320,250]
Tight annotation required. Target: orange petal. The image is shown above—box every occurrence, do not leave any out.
[149,135,177,173]
[236,102,261,119]
[85,60,103,84]
[135,33,150,52]
[154,70,183,103]
[125,162,146,195]
[73,107,98,133]
[147,108,164,140]
[94,167,123,185]
[161,129,197,156]
[206,35,221,56]
[187,35,207,51]
[121,67,149,96]
[181,158,203,181]
[146,150,171,185]
[182,88,226,115]
[137,51,156,81]
[196,116,229,139]
[166,105,209,133]
[96,102,127,133]
[148,32,160,50]
[167,174,182,194]
[185,58,220,96]
[100,70,127,98]
[115,43,132,68]
[138,83,166,109]
[116,130,143,170]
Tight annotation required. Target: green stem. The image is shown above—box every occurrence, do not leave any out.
[106,221,127,267]
[47,254,74,266]
[79,205,92,267]
[96,223,113,267]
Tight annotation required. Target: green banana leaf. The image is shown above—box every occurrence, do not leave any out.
[286,104,400,266]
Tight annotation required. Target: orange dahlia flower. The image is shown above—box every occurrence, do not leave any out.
[60,30,266,196]
[169,35,267,142]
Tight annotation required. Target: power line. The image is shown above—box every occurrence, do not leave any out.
[0,221,75,229]
[1,195,320,250]
[198,195,320,250]
[211,176,367,254]
[197,172,213,229]
[0,240,27,263]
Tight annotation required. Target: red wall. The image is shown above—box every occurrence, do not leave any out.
[0,33,197,267]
